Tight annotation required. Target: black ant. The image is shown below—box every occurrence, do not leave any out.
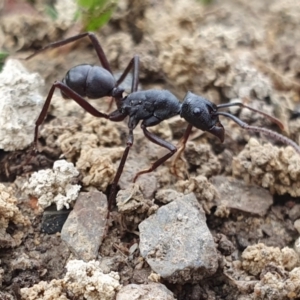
[24,32,140,149]
[107,90,300,209]
[26,33,300,214]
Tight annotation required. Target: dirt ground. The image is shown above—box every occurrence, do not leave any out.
[1,0,300,299]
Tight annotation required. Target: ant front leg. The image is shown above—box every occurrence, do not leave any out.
[107,128,134,212]
[33,81,110,150]
[106,111,135,217]
[133,123,177,182]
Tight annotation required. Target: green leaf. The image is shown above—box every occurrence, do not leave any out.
[85,9,114,31]
[0,52,9,72]
[44,4,58,20]
[76,0,118,31]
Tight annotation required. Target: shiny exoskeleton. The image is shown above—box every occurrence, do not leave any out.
[26,33,300,214]
[25,32,139,148]
[106,89,300,211]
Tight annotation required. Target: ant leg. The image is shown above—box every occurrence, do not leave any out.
[108,55,140,111]
[116,55,140,92]
[33,81,109,149]
[25,32,113,73]
[133,123,177,182]
[107,126,134,215]
[170,124,193,177]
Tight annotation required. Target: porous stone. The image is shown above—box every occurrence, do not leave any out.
[0,184,30,248]
[20,259,121,300]
[0,59,44,151]
[22,160,81,210]
[232,138,300,197]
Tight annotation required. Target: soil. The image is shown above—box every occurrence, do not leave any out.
[1,0,300,299]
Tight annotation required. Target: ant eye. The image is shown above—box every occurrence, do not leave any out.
[193,107,201,115]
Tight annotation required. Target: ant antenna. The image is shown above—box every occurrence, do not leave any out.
[217,102,284,131]
[216,111,300,154]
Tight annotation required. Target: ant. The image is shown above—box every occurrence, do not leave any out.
[25,32,140,149]
[26,33,300,214]
[107,90,300,209]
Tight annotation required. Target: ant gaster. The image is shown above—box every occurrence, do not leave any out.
[25,32,139,148]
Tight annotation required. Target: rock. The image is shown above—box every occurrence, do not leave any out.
[0,59,44,151]
[139,193,218,284]
[232,138,300,197]
[253,267,300,299]
[242,243,299,276]
[295,237,300,257]
[0,184,30,248]
[215,233,236,256]
[211,175,273,216]
[155,189,183,204]
[175,175,218,214]
[116,283,175,300]
[294,219,300,234]
[117,183,157,214]
[22,159,81,210]
[116,183,159,231]
[119,157,158,200]
[288,204,300,221]
[61,191,108,261]
[20,259,121,300]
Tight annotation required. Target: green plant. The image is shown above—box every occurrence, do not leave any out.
[0,51,9,72]
[197,0,213,4]
[77,0,118,31]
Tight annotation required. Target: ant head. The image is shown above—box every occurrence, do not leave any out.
[180,92,225,142]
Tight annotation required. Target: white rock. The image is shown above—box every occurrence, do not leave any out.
[294,219,300,234]
[22,160,81,210]
[20,259,121,300]
[64,259,121,300]
[295,237,300,258]
[0,59,44,151]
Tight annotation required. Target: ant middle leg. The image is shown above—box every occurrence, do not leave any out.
[133,123,177,182]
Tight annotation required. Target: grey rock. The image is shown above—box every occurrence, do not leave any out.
[288,204,300,221]
[61,191,108,261]
[211,176,273,216]
[139,193,218,284]
[116,283,175,300]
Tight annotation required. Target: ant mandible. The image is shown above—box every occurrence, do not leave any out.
[106,89,300,209]
[25,32,140,149]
